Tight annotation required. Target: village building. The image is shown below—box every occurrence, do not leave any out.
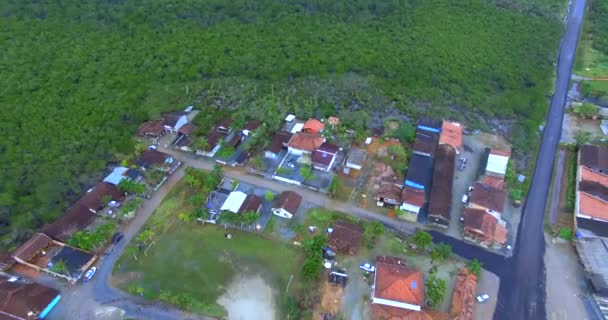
[375,184,403,208]
[427,145,455,228]
[439,121,463,152]
[344,147,367,173]
[237,194,263,214]
[42,182,125,241]
[137,119,165,138]
[287,132,324,155]
[463,208,507,247]
[371,256,423,320]
[271,191,302,219]
[11,233,97,283]
[400,187,425,223]
[0,274,62,320]
[468,182,506,216]
[302,118,325,134]
[265,131,293,159]
[449,269,477,320]
[161,112,189,133]
[327,220,364,255]
[135,150,179,173]
[311,142,339,172]
[575,145,608,238]
[485,148,511,178]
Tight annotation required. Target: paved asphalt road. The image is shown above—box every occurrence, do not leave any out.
[494,0,586,319]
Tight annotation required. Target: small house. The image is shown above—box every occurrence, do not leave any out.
[312,143,339,172]
[238,194,263,214]
[272,191,302,219]
[302,118,325,134]
[265,131,293,159]
[137,120,165,138]
[468,182,506,216]
[162,112,188,133]
[327,220,363,255]
[242,120,262,136]
[287,132,324,155]
[217,118,233,135]
[485,149,510,178]
[220,191,248,214]
[371,256,423,320]
[375,184,403,208]
[135,150,178,173]
[344,147,367,172]
[463,208,507,247]
[400,186,425,222]
[0,274,62,320]
[439,121,463,153]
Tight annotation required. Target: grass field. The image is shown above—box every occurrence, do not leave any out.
[113,179,304,317]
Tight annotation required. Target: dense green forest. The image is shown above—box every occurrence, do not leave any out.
[0,0,563,248]
[590,0,608,55]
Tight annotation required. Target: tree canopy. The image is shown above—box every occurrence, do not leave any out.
[0,0,562,248]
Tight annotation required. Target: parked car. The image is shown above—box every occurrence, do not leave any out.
[112,232,124,244]
[84,267,97,282]
[359,263,376,273]
[476,294,490,303]
[108,200,121,208]
[461,194,469,204]
[148,145,158,150]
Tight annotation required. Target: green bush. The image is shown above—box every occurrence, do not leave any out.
[558,227,573,240]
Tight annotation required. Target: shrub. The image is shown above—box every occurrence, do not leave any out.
[558,227,573,240]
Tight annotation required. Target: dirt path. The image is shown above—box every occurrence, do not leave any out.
[217,274,276,320]
[549,149,567,225]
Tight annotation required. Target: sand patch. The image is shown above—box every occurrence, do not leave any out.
[217,274,276,320]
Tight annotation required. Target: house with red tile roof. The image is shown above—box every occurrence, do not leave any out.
[399,187,425,223]
[575,145,608,238]
[439,121,463,152]
[449,269,477,320]
[287,132,324,155]
[327,220,364,255]
[302,118,325,134]
[271,191,302,219]
[463,208,507,247]
[137,120,165,137]
[468,182,506,215]
[376,184,404,208]
[427,145,455,228]
[265,131,293,159]
[311,142,339,172]
[372,256,423,320]
[0,274,62,320]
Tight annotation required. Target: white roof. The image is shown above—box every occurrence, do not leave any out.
[220,191,247,213]
[285,114,296,122]
[371,297,421,311]
[291,123,304,133]
[486,154,509,175]
[103,167,129,185]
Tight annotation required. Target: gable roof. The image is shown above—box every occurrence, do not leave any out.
[12,233,54,263]
[238,194,263,214]
[0,274,60,320]
[288,132,324,152]
[135,150,171,168]
[312,143,339,166]
[377,184,403,201]
[580,145,608,173]
[42,182,125,241]
[205,130,228,150]
[103,167,129,185]
[578,192,608,221]
[137,120,164,136]
[401,186,425,207]
[463,208,497,238]
[374,256,423,309]
[469,182,506,213]
[581,166,608,187]
[439,121,463,150]
[218,118,234,129]
[177,123,196,136]
[579,180,608,202]
[417,118,442,132]
[481,175,506,190]
[162,112,186,127]
[273,191,302,215]
[450,269,477,320]
[428,145,455,219]
[302,119,325,134]
[267,131,293,154]
[243,120,262,132]
[220,191,247,214]
[327,220,364,255]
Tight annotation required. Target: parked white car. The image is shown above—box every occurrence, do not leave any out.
[461,194,469,204]
[359,263,376,273]
[84,267,97,283]
[476,294,490,303]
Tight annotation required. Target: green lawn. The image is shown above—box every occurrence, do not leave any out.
[113,179,303,317]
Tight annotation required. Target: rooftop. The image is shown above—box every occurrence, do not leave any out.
[288,132,324,152]
[578,192,608,221]
[302,118,325,134]
[580,145,608,173]
[137,120,164,136]
[312,143,339,166]
[575,237,608,294]
[428,145,455,219]
[412,129,438,157]
[102,167,129,185]
[346,147,367,167]
[177,123,196,135]
[417,118,442,132]
[273,191,302,215]
[268,131,293,154]
[327,220,364,255]
[486,149,510,176]
[463,208,506,244]
[581,166,608,187]
[439,121,463,150]
[401,186,425,207]
[481,175,506,190]
[405,154,434,190]
[373,256,423,314]
[12,233,54,263]
[449,269,477,320]
[376,184,403,202]
[469,182,506,213]
[135,150,172,169]
[238,194,263,214]
[0,275,61,320]
[162,112,186,127]
[220,191,248,214]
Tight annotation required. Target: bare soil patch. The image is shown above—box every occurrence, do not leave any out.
[217,274,277,320]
